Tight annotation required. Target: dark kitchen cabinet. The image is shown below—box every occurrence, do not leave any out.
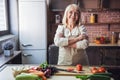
[49,0,76,11]
[49,0,120,11]
[49,0,100,11]
[86,47,101,66]
[86,46,120,66]
[102,0,120,9]
[79,0,120,10]
[78,0,100,9]
[110,0,120,9]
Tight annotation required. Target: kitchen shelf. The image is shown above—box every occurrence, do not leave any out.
[89,43,120,47]
[81,22,120,31]
[81,8,120,12]
[51,9,64,12]
[81,22,120,25]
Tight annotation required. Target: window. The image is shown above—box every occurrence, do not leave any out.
[0,0,9,36]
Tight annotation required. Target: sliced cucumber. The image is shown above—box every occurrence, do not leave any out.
[15,73,42,80]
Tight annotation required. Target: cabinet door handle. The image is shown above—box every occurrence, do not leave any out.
[23,53,32,57]
[22,44,32,47]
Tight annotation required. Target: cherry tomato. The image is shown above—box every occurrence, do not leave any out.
[91,67,98,74]
[91,67,97,71]
[98,67,106,73]
[67,67,74,72]
[76,64,82,71]
[91,69,99,74]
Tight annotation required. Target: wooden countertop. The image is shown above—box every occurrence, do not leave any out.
[89,43,120,47]
[0,51,21,68]
[0,65,92,80]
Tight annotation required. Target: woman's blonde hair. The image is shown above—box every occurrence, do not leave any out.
[62,4,81,26]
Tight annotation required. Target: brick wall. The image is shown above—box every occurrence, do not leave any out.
[81,10,120,43]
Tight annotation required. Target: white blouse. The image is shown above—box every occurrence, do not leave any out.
[54,25,89,65]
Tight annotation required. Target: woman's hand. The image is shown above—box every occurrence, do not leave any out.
[67,43,76,48]
[77,34,88,40]
[77,35,83,40]
[66,34,88,48]
[58,33,64,38]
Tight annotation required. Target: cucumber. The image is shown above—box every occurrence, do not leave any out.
[87,74,111,80]
[15,73,42,80]
[76,75,88,80]
[93,72,112,76]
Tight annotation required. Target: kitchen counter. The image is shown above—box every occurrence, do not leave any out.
[0,64,92,80]
[0,51,22,68]
[0,64,119,80]
[89,43,120,47]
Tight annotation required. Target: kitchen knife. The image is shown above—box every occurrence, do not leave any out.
[56,68,83,73]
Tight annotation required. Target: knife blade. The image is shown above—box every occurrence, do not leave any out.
[56,68,83,73]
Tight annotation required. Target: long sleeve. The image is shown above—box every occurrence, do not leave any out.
[76,25,89,49]
[54,25,68,47]
[78,25,87,35]
[76,39,89,49]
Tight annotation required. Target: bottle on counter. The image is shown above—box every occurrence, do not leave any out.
[117,33,120,45]
[111,32,116,44]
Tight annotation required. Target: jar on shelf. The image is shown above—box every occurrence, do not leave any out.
[90,13,95,23]
[90,13,98,23]
[55,14,61,24]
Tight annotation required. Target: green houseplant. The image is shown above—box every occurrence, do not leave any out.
[3,42,14,56]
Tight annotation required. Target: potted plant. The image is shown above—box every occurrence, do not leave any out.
[3,42,14,56]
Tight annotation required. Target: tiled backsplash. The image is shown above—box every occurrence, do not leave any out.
[81,10,120,43]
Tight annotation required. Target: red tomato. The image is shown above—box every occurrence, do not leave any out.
[98,67,106,73]
[76,64,82,71]
[67,67,74,72]
[91,67,97,71]
[91,67,98,74]
[91,69,98,74]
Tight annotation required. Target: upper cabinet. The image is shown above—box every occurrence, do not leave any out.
[49,0,76,11]
[78,0,120,11]
[48,0,120,11]
[102,0,120,9]
[78,0,100,9]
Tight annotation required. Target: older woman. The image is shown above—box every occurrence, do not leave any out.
[54,4,89,65]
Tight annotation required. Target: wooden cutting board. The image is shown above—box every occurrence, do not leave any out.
[54,66,92,76]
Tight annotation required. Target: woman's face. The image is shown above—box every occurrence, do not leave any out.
[67,7,79,25]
